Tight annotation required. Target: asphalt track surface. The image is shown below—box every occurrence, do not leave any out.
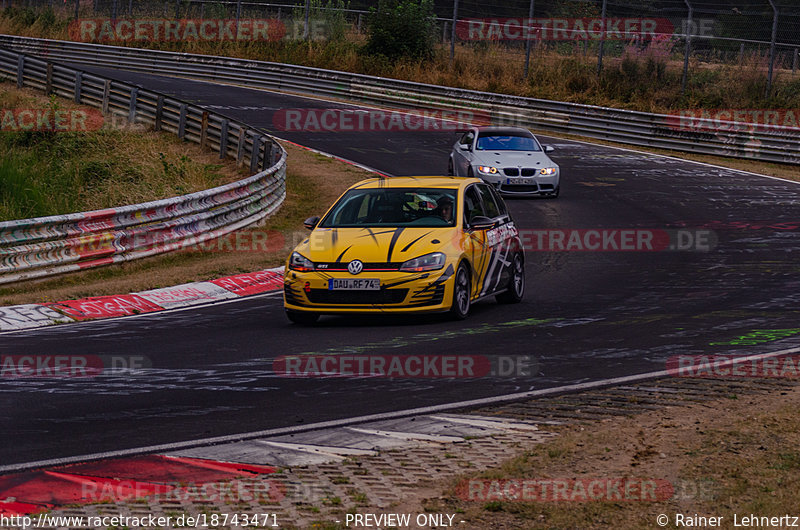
[3,66,800,466]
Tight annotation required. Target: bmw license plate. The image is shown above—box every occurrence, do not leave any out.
[507,177,534,185]
[328,278,380,290]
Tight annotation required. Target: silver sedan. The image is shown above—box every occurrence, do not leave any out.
[448,126,560,198]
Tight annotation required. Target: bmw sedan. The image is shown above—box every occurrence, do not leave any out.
[448,126,560,198]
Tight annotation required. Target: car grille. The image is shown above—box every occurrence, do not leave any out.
[503,168,538,177]
[502,185,540,192]
[315,262,402,271]
[307,289,409,305]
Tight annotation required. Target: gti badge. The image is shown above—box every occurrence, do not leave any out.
[348,260,364,275]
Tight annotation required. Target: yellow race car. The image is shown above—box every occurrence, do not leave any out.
[283,176,525,324]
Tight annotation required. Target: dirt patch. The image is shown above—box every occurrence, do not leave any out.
[397,384,800,529]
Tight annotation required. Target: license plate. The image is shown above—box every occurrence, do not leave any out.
[328,278,380,290]
[507,177,534,185]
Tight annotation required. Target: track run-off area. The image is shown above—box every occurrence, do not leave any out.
[3,65,800,467]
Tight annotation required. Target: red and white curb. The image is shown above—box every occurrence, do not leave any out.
[0,267,284,332]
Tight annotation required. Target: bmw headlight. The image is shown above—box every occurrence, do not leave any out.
[477,165,499,175]
[540,167,558,176]
[289,252,315,272]
[399,252,446,272]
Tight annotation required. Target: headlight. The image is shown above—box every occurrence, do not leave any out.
[289,252,315,272]
[540,167,558,175]
[477,165,499,175]
[399,252,446,272]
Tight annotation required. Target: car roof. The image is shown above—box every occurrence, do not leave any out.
[474,126,535,137]
[351,176,480,190]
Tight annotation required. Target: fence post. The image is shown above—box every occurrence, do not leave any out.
[200,111,209,149]
[16,55,24,89]
[220,119,229,159]
[45,63,53,95]
[178,103,187,139]
[237,128,247,166]
[111,0,117,21]
[102,80,110,114]
[303,0,309,40]
[74,0,79,19]
[449,0,459,64]
[793,48,798,75]
[523,0,534,79]
[128,87,138,123]
[250,134,261,173]
[597,0,608,74]
[681,0,693,94]
[766,0,778,97]
[74,71,83,104]
[235,0,242,37]
[155,95,164,131]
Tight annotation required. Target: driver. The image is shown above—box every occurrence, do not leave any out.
[437,197,454,223]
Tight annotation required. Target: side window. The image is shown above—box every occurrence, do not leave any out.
[463,186,484,225]
[488,186,508,217]
[477,184,500,219]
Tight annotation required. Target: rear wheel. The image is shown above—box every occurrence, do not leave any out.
[449,263,471,320]
[286,310,319,325]
[496,253,524,304]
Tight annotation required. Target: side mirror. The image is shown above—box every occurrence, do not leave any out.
[459,143,471,151]
[303,216,320,230]
[544,145,555,153]
[469,216,496,230]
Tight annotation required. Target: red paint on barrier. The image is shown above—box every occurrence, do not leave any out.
[211,270,283,296]
[47,294,164,321]
[0,500,46,516]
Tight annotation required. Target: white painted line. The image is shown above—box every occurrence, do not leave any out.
[427,414,539,432]
[345,427,463,443]
[256,441,378,457]
[3,344,798,474]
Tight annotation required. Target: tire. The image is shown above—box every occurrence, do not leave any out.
[447,158,454,176]
[286,310,319,325]
[449,263,471,320]
[496,253,525,304]
[548,185,560,199]
[467,167,474,178]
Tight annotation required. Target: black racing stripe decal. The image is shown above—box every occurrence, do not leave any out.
[387,227,406,262]
[400,231,433,253]
[335,245,353,263]
[359,228,395,244]
[415,264,455,295]
[331,228,338,249]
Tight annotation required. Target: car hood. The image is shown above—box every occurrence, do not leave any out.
[295,226,456,264]
[473,150,556,167]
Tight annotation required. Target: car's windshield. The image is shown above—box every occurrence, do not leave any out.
[319,188,458,228]
[476,134,541,151]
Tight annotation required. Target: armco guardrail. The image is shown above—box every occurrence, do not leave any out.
[0,35,798,165]
[0,46,286,285]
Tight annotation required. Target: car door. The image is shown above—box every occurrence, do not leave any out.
[461,184,492,298]
[475,183,517,296]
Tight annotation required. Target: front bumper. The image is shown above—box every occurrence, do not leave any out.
[477,170,559,196]
[283,265,456,314]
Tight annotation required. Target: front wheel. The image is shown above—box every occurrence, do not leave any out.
[286,310,319,325]
[447,158,454,176]
[496,253,525,304]
[449,263,471,320]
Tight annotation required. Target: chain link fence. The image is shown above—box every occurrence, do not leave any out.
[3,0,798,92]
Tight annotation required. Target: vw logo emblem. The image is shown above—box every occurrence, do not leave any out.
[348,260,364,275]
